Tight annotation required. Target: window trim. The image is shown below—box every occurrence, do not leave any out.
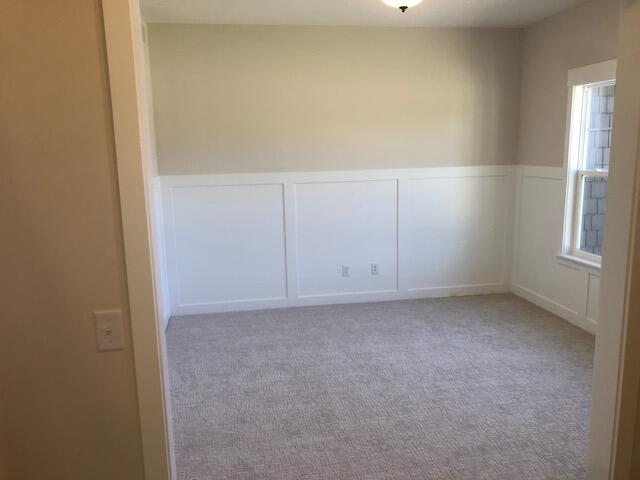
[562,60,617,267]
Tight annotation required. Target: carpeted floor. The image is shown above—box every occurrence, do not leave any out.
[167,294,594,480]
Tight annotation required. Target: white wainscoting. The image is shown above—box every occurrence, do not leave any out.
[160,167,513,316]
[295,180,398,297]
[510,166,600,334]
[406,176,509,291]
[159,165,601,334]
[165,183,287,308]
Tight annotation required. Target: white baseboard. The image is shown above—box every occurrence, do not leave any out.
[171,282,598,338]
[172,283,509,316]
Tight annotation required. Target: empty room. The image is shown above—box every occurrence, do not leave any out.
[141,0,620,478]
[6,0,640,480]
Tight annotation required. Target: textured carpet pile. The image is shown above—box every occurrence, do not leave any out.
[167,294,594,480]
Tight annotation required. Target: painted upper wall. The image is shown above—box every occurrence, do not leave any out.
[517,0,619,167]
[0,1,145,478]
[148,25,522,174]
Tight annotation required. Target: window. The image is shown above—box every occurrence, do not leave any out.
[563,61,616,266]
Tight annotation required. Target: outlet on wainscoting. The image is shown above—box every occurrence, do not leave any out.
[341,265,351,277]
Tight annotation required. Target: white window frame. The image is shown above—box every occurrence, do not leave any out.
[561,60,617,268]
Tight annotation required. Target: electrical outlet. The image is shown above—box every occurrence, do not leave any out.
[371,264,380,275]
[94,310,124,352]
[341,265,351,277]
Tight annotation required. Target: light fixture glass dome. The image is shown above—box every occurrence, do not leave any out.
[382,0,424,11]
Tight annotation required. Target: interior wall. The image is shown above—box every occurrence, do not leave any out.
[142,23,160,177]
[508,0,620,341]
[517,0,619,167]
[147,3,620,331]
[148,25,522,174]
[0,1,145,479]
[509,165,601,335]
[0,418,6,480]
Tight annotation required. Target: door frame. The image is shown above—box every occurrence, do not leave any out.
[101,0,640,479]
[101,0,175,478]
[591,2,640,477]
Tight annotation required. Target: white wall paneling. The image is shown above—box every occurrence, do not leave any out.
[163,182,288,311]
[161,166,512,315]
[161,165,602,335]
[295,180,398,297]
[406,175,508,291]
[510,166,600,334]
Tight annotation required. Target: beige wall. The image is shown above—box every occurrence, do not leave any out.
[633,380,640,477]
[148,25,522,174]
[517,0,619,167]
[0,1,145,479]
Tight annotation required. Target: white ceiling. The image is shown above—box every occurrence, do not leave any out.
[141,0,587,28]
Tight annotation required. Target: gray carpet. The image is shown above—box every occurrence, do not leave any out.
[167,294,594,480]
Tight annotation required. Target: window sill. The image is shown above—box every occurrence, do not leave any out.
[557,253,602,272]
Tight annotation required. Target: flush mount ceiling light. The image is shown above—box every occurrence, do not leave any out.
[382,0,424,13]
